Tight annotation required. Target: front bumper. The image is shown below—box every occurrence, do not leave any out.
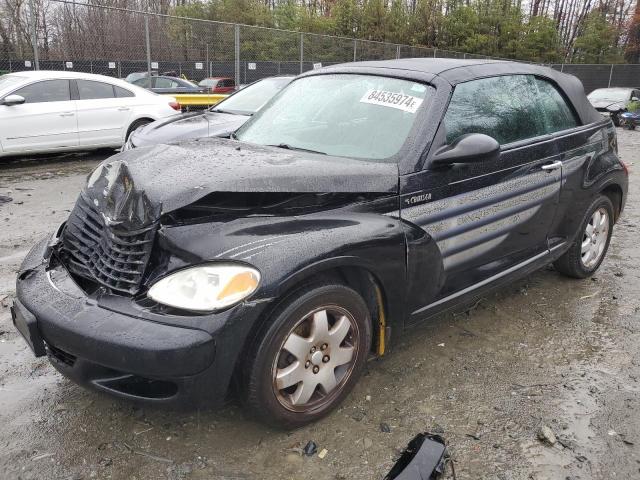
[14,235,267,407]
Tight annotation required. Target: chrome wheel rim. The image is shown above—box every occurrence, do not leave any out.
[581,207,609,269]
[272,306,360,412]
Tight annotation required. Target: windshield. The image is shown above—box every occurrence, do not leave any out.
[211,77,291,115]
[0,75,26,93]
[199,79,218,87]
[236,74,432,160]
[588,88,630,103]
[125,72,148,83]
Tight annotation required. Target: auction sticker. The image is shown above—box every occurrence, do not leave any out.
[360,89,423,113]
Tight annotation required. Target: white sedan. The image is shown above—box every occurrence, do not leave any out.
[0,70,180,157]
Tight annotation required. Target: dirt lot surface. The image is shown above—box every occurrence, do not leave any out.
[0,133,639,480]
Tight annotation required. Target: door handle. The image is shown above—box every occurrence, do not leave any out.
[541,160,562,171]
[59,112,74,117]
[117,107,130,111]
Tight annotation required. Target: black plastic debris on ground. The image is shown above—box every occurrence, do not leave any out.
[385,433,447,480]
[0,195,13,204]
[303,441,317,456]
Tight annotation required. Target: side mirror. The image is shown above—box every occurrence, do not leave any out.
[431,133,500,167]
[2,94,25,106]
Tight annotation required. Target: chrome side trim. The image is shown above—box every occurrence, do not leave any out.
[412,242,566,316]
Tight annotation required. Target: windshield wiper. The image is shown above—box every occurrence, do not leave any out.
[210,108,241,115]
[267,143,327,155]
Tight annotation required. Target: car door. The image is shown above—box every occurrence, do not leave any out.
[543,77,609,250]
[401,74,563,318]
[74,79,133,147]
[0,79,78,153]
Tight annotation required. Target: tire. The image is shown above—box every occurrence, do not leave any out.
[554,195,614,279]
[243,283,372,429]
[125,118,152,141]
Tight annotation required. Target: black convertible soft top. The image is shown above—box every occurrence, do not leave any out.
[309,58,603,126]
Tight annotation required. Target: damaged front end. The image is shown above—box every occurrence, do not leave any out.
[51,138,399,300]
[15,138,404,407]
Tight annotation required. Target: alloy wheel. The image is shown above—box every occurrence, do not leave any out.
[272,306,360,411]
[581,207,609,269]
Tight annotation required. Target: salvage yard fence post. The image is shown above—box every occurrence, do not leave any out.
[300,33,304,74]
[144,16,151,78]
[28,0,39,70]
[234,25,240,89]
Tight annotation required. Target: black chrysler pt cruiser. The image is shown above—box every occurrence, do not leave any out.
[12,59,628,428]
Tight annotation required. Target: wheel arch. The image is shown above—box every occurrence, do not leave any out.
[600,183,623,221]
[124,116,155,141]
[236,258,396,376]
[231,259,397,399]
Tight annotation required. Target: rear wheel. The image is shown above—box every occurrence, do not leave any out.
[243,284,372,429]
[554,195,614,278]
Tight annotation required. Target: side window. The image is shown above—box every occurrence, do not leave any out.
[533,78,579,134]
[132,78,151,88]
[77,80,115,100]
[114,85,134,98]
[155,78,176,89]
[444,75,546,145]
[13,80,70,103]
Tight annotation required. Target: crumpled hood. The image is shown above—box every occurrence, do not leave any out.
[130,111,248,147]
[85,137,398,228]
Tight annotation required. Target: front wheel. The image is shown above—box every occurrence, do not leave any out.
[554,195,614,278]
[243,284,372,429]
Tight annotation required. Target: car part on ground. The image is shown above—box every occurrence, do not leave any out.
[12,59,628,427]
[0,71,179,158]
[384,433,448,480]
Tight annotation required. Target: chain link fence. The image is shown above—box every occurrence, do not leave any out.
[1,0,638,93]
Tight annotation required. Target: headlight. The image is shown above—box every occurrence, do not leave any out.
[148,263,260,312]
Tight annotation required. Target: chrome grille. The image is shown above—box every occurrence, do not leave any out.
[59,192,157,294]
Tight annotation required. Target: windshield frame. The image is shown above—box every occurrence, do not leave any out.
[234,72,435,163]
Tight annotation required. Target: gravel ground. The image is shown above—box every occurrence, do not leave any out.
[0,132,638,480]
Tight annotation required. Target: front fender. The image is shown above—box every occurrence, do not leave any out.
[151,210,407,332]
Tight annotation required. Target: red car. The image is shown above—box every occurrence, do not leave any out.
[198,77,236,94]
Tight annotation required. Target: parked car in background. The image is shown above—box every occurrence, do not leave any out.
[0,71,180,157]
[132,75,207,95]
[125,75,293,149]
[12,60,627,428]
[124,71,156,83]
[198,77,236,93]
[587,87,640,126]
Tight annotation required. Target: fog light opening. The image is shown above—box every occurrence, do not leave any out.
[95,374,178,400]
